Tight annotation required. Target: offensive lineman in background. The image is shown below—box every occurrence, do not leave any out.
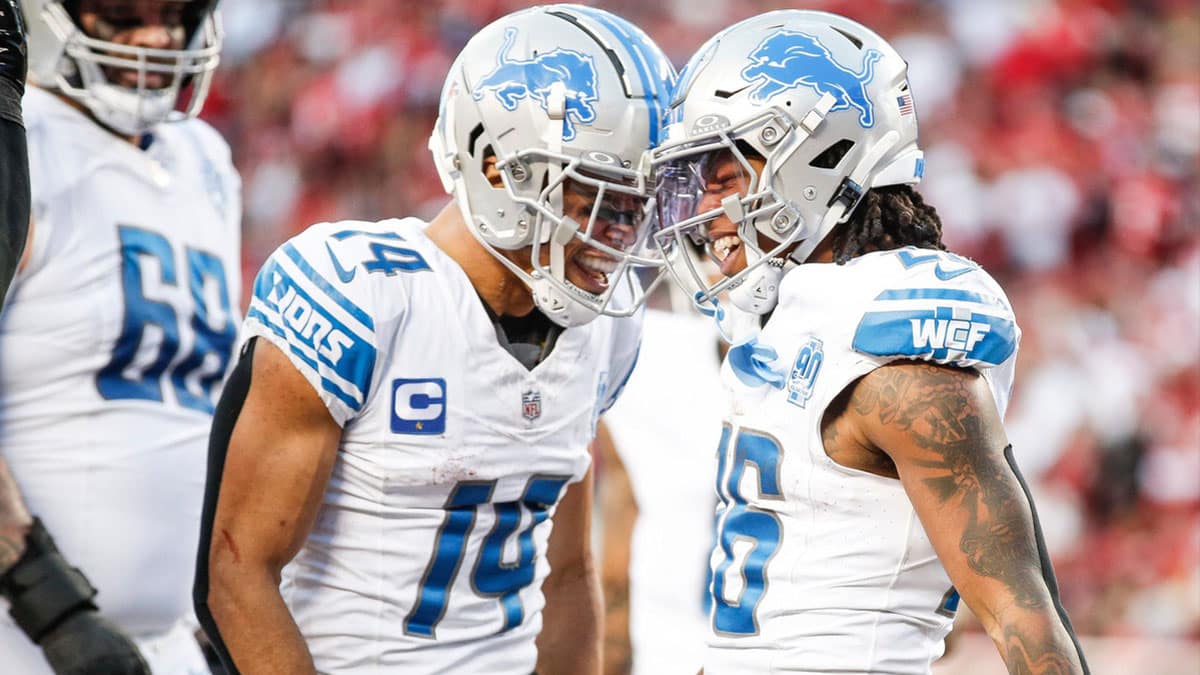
[195,6,673,674]
[654,10,1089,674]
[0,1,238,673]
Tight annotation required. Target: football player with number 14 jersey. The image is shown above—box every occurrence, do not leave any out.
[654,10,1091,674]
[195,5,674,675]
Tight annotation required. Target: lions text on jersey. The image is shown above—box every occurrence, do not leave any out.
[705,247,1019,674]
[0,86,241,673]
[241,218,641,674]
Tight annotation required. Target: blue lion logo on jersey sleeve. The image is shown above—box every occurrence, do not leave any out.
[741,30,881,128]
[473,27,598,141]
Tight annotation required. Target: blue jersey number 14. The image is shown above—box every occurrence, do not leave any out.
[404,476,570,639]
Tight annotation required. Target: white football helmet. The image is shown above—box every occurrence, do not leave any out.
[429,4,675,327]
[654,10,925,315]
[21,0,221,135]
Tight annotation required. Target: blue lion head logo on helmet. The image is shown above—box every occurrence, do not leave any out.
[472,28,599,142]
[741,30,881,128]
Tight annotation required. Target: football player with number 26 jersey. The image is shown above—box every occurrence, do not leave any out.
[654,10,1091,674]
[195,5,674,675]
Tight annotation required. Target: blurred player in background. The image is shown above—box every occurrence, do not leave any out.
[598,283,725,675]
[655,10,1089,674]
[0,0,29,303]
[0,0,237,673]
[195,5,673,674]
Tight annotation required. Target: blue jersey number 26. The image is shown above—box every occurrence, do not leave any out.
[711,425,784,636]
[96,225,236,414]
[404,476,570,639]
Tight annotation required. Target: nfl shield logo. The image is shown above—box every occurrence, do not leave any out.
[522,390,542,421]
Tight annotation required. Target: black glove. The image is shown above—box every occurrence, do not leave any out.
[39,611,152,675]
[0,519,151,675]
[0,0,26,91]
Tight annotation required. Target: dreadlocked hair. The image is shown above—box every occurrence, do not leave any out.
[831,184,945,264]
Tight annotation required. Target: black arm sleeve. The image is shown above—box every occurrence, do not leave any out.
[0,76,29,307]
[193,338,257,675]
[1004,445,1091,674]
[1,0,29,306]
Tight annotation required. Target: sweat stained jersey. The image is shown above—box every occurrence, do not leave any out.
[241,218,641,674]
[704,248,1020,675]
[0,87,241,673]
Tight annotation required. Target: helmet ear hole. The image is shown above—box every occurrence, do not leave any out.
[809,139,855,169]
[62,0,81,22]
[481,151,504,188]
[830,26,863,49]
[466,124,486,157]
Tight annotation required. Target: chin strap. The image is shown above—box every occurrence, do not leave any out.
[729,256,785,314]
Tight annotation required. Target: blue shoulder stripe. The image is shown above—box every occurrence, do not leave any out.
[250,259,377,408]
[853,306,1017,366]
[875,288,1002,306]
[281,242,375,331]
[246,307,363,411]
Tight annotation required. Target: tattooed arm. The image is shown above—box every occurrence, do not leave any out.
[833,361,1088,675]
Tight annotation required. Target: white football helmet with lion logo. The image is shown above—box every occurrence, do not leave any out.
[654,10,925,317]
[430,4,675,327]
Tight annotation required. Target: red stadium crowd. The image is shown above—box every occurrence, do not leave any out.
[202,0,1199,639]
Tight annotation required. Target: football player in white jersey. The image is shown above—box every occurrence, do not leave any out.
[599,286,727,675]
[0,1,236,673]
[653,10,1091,674]
[195,6,673,674]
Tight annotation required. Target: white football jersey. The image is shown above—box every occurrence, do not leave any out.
[603,308,724,675]
[241,218,642,674]
[704,248,1020,674]
[0,88,241,671]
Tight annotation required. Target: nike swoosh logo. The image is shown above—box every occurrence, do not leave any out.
[934,264,975,281]
[896,250,939,267]
[325,242,356,283]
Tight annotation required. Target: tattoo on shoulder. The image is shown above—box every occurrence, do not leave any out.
[850,363,1047,610]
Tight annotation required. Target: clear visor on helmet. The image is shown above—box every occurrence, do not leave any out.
[652,118,794,307]
[499,146,666,318]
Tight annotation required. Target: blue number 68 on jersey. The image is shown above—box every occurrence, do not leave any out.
[711,425,784,636]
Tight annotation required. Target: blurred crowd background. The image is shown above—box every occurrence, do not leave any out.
[204,0,1199,647]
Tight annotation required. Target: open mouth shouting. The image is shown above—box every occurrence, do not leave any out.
[709,231,746,277]
[570,249,619,295]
